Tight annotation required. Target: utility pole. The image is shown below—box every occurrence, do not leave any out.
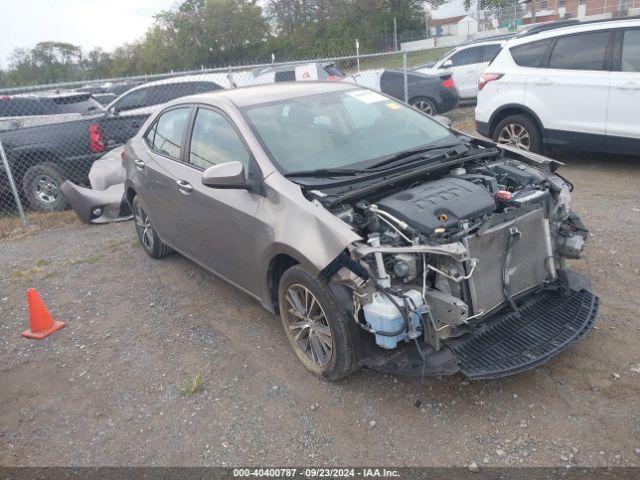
[393,17,398,51]
[531,0,537,24]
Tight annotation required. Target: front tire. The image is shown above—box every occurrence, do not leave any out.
[278,265,357,380]
[132,195,172,259]
[493,114,543,153]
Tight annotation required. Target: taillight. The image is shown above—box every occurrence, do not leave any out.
[478,73,504,91]
[88,124,105,153]
[442,76,455,89]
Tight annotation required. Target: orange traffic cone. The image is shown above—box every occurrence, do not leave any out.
[22,288,65,339]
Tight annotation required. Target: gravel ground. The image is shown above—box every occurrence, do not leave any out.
[1,151,639,468]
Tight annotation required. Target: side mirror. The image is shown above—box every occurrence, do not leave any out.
[441,59,453,69]
[433,115,452,127]
[202,161,246,188]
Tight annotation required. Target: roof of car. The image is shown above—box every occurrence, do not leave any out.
[508,17,640,46]
[181,81,359,108]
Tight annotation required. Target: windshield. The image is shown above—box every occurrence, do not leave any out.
[243,89,454,174]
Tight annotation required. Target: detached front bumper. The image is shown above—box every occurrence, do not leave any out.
[363,270,598,379]
[60,180,131,224]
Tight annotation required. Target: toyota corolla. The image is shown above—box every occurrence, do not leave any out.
[123,82,598,380]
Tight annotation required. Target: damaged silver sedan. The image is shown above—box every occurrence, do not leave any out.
[123,82,598,380]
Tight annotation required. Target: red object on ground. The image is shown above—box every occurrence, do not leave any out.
[496,190,512,201]
[22,288,66,339]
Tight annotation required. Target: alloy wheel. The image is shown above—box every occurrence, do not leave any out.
[134,202,154,251]
[284,284,333,367]
[498,123,531,150]
[412,100,434,115]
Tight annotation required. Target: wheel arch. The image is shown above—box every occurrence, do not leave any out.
[12,149,61,181]
[266,253,300,314]
[488,104,545,141]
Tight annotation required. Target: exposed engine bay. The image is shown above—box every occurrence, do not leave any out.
[305,145,592,373]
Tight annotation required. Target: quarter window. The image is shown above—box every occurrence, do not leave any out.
[510,39,552,67]
[621,30,640,72]
[548,31,610,71]
[148,107,190,159]
[188,108,251,170]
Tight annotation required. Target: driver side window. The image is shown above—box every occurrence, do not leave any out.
[188,108,251,171]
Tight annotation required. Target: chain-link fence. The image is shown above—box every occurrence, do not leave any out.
[0,47,474,226]
[0,7,636,230]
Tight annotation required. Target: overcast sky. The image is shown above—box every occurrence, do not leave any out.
[0,0,471,68]
[0,0,176,68]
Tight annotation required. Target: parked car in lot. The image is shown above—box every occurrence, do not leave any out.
[248,62,459,115]
[475,18,640,155]
[414,38,508,100]
[0,111,106,211]
[101,73,233,148]
[354,68,459,115]
[0,75,235,212]
[0,91,103,131]
[123,81,597,380]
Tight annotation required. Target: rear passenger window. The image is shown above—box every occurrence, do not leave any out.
[621,30,640,72]
[450,46,485,66]
[548,31,610,70]
[188,108,251,170]
[148,107,190,159]
[510,39,552,67]
[482,44,502,63]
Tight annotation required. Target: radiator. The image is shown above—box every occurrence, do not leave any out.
[466,208,551,315]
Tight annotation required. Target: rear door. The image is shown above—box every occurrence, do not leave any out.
[137,105,193,243]
[525,30,613,151]
[606,28,640,154]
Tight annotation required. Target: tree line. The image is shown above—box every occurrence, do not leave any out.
[0,0,429,88]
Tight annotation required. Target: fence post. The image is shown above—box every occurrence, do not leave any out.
[403,51,409,104]
[0,138,28,228]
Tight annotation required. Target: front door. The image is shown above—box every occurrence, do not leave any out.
[168,106,266,296]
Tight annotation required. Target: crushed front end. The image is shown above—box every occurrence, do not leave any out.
[314,146,598,379]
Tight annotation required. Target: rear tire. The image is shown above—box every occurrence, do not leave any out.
[410,97,437,116]
[22,163,69,212]
[132,195,172,259]
[492,114,543,153]
[278,265,358,380]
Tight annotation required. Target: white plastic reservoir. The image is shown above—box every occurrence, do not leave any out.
[363,289,425,349]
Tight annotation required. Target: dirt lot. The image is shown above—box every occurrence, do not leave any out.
[1,151,639,468]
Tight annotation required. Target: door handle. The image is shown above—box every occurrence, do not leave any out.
[134,159,145,171]
[617,82,640,91]
[534,79,553,86]
[176,179,193,195]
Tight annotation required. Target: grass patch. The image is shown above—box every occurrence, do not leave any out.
[0,210,79,241]
[63,254,104,267]
[354,47,450,71]
[181,373,204,396]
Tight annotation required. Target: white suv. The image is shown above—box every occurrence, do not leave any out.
[475,18,640,155]
[415,39,507,99]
